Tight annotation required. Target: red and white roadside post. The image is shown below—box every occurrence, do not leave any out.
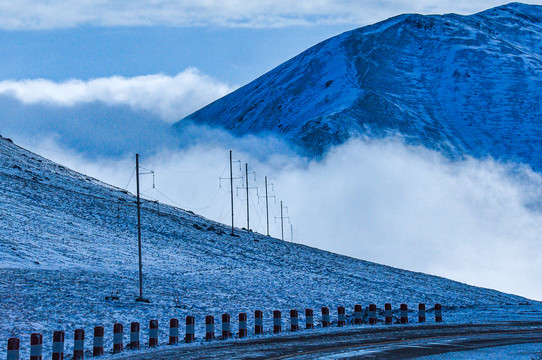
[369,304,377,325]
[354,304,362,325]
[185,316,195,343]
[205,316,215,341]
[321,307,330,327]
[30,333,42,360]
[385,303,393,325]
[52,331,64,360]
[338,306,346,327]
[255,310,263,335]
[73,329,84,360]
[418,303,426,323]
[305,308,314,329]
[238,313,248,338]
[93,326,104,356]
[435,303,443,323]
[400,304,408,324]
[169,318,179,345]
[113,323,123,354]
[273,310,281,334]
[222,314,231,339]
[149,320,159,347]
[7,338,19,360]
[290,310,299,332]
[130,322,140,350]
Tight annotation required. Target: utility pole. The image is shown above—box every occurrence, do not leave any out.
[135,154,149,303]
[230,151,234,235]
[258,176,275,236]
[135,154,144,302]
[265,177,269,236]
[220,151,241,236]
[237,163,257,232]
[291,223,294,242]
[275,201,290,241]
[245,164,250,231]
[280,201,284,241]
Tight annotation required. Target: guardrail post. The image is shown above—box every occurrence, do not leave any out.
[385,303,393,325]
[238,313,247,338]
[354,304,362,325]
[305,308,314,329]
[418,303,426,323]
[149,320,158,347]
[30,333,42,360]
[130,322,140,350]
[93,326,104,356]
[7,338,19,360]
[338,306,345,327]
[169,318,179,345]
[369,304,377,325]
[222,314,231,339]
[435,303,443,323]
[290,310,299,332]
[52,331,64,360]
[255,310,263,335]
[321,307,330,327]
[205,316,215,341]
[73,329,84,360]
[400,304,408,324]
[113,323,123,353]
[185,316,195,343]
[273,310,281,334]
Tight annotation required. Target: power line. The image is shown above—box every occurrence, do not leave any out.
[119,150,294,243]
[219,151,242,235]
[237,163,258,232]
[249,192,265,235]
[258,176,276,236]
[274,201,290,241]
[216,191,231,223]
[153,162,226,175]
[125,166,136,190]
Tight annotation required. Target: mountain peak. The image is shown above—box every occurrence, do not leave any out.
[176,3,542,169]
[480,2,542,16]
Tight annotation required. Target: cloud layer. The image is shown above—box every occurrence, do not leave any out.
[0,69,235,123]
[1,0,538,30]
[26,134,542,301]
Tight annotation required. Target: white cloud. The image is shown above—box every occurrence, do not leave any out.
[25,135,542,300]
[0,69,236,123]
[0,0,540,30]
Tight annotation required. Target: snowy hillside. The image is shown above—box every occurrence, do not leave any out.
[0,137,535,356]
[177,3,542,170]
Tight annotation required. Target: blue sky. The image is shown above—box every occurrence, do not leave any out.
[1,1,538,85]
[0,26,352,85]
[1,0,539,157]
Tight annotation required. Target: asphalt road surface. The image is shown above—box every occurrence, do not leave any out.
[116,322,542,359]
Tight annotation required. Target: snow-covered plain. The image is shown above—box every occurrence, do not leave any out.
[0,136,539,359]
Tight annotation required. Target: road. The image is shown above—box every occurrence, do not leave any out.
[116,322,542,359]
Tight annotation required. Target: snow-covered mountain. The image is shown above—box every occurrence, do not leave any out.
[0,136,534,356]
[176,3,542,169]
